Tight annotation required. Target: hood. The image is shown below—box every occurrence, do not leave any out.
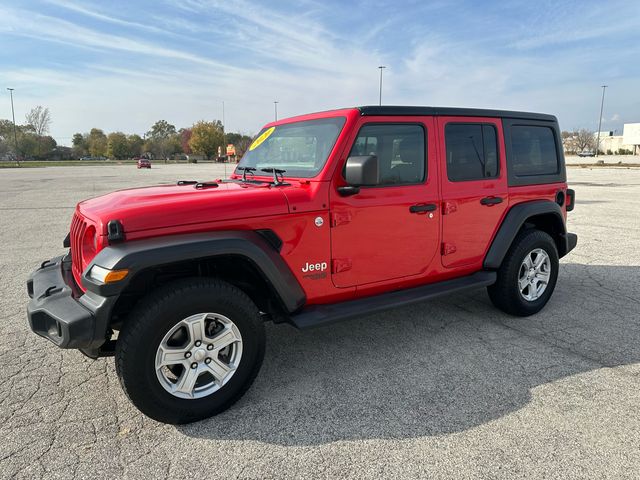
[78,181,290,235]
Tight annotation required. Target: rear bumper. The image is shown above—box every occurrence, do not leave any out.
[560,232,578,257]
[27,254,115,354]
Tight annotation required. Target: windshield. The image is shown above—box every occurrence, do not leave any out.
[237,117,346,178]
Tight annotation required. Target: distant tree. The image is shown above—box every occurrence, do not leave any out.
[225,132,254,157]
[17,131,39,159]
[88,128,108,157]
[225,132,243,147]
[25,106,52,157]
[0,137,8,158]
[107,132,129,159]
[127,134,144,157]
[179,128,192,154]
[0,119,15,141]
[189,120,224,160]
[25,106,51,137]
[147,119,176,139]
[0,119,15,157]
[562,129,595,154]
[72,133,89,157]
[576,129,596,152]
[39,135,57,156]
[146,120,181,160]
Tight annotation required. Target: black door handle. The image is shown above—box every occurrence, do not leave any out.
[409,204,437,213]
[480,197,503,206]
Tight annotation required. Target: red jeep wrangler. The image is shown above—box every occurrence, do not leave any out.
[27,106,577,424]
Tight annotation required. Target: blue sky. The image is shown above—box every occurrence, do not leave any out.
[1,0,639,145]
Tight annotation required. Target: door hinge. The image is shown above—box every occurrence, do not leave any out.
[332,258,352,273]
[442,201,457,215]
[331,211,352,227]
[441,242,457,256]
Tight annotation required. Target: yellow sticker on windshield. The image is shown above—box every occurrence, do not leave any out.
[249,127,275,151]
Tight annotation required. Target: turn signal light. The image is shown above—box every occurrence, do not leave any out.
[89,265,129,284]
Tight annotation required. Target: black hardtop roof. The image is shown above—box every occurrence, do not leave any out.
[358,105,557,122]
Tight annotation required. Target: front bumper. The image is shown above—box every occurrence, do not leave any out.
[27,254,115,355]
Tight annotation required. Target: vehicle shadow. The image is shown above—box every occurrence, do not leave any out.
[177,263,640,445]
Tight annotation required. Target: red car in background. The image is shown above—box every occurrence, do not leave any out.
[137,158,151,169]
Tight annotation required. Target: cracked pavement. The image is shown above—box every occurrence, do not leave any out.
[1,164,639,479]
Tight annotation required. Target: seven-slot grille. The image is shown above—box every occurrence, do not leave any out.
[70,213,88,282]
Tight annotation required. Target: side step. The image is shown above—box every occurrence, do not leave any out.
[289,271,496,330]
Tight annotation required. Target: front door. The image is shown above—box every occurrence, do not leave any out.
[437,116,508,268]
[330,117,440,288]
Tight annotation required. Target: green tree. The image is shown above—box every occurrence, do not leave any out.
[107,132,129,159]
[146,120,181,160]
[189,120,224,160]
[17,131,39,159]
[72,133,88,157]
[88,128,108,157]
[0,119,16,157]
[127,134,144,157]
[147,119,176,139]
[39,135,57,158]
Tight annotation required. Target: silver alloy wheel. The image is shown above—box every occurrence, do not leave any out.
[155,313,243,399]
[518,248,551,302]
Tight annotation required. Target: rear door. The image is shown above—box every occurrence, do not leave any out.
[329,116,440,288]
[437,117,508,268]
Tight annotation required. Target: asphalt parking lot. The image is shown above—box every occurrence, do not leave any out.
[1,163,639,479]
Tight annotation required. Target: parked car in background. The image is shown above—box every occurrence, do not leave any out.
[137,158,151,169]
[577,151,595,157]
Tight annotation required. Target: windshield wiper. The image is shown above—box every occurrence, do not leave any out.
[261,168,288,186]
[237,166,257,182]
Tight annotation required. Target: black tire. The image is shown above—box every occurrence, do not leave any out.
[115,278,265,424]
[487,229,559,316]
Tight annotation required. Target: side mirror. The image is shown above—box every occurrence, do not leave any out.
[338,155,379,196]
[344,155,379,186]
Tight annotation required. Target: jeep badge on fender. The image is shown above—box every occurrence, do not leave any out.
[26,105,577,424]
[302,261,328,273]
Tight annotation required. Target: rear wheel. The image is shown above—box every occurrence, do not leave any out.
[487,229,559,316]
[115,278,265,424]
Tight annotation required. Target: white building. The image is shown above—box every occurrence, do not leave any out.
[594,123,639,154]
[623,123,640,155]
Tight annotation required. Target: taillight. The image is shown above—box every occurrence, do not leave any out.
[566,189,575,212]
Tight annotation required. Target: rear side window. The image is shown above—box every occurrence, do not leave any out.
[349,124,425,185]
[445,124,499,182]
[510,125,558,176]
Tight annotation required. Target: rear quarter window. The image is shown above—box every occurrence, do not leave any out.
[510,125,559,176]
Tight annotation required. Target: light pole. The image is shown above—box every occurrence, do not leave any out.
[6,88,19,165]
[222,100,226,148]
[274,101,279,121]
[222,100,227,169]
[595,85,607,157]
[378,66,386,106]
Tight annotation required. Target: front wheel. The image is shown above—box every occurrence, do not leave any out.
[115,278,265,424]
[487,229,559,316]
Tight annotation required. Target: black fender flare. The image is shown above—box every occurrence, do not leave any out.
[484,200,571,269]
[81,230,306,313]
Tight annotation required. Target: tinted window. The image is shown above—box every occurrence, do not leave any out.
[349,124,425,185]
[510,126,558,176]
[445,124,499,182]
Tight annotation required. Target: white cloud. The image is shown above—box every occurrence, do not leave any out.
[1,0,638,145]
